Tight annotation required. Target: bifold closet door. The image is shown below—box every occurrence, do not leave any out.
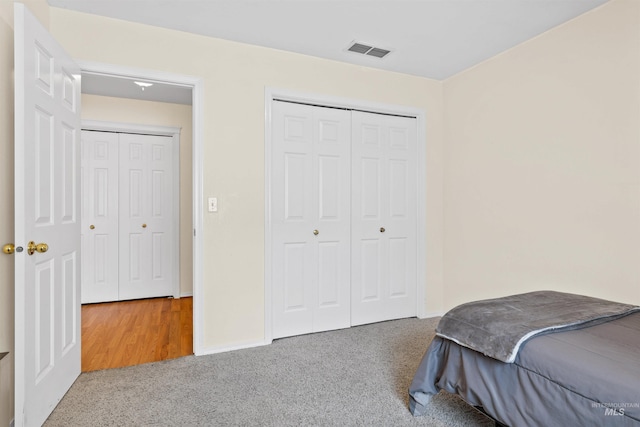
[351,111,417,326]
[119,133,175,300]
[81,130,120,303]
[271,101,351,339]
[81,131,175,303]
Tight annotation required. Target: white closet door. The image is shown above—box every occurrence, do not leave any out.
[351,111,417,326]
[119,133,175,300]
[81,130,119,303]
[272,101,351,339]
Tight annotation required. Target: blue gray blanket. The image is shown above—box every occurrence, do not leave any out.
[436,291,640,363]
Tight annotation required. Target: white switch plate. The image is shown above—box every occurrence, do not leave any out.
[208,197,218,212]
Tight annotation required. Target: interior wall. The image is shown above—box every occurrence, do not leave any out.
[0,2,15,424]
[49,8,446,351]
[81,94,194,297]
[442,0,640,310]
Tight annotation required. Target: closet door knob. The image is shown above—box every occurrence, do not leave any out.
[380,227,385,233]
[142,224,147,228]
[89,225,95,230]
[313,229,319,236]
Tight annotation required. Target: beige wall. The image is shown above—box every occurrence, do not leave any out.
[81,94,193,296]
[49,9,446,350]
[442,0,640,310]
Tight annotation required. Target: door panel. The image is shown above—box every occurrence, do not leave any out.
[318,241,340,306]
[15,4,81,425]
[360,158,381,218]
[360,239,381,301]
[119,133,174,300]
[81,130,119,303]
[351,111,417,326]
[272,101,351,338]
[284,153,308,220]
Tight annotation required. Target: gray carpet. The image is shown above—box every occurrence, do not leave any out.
[45,317,494,426]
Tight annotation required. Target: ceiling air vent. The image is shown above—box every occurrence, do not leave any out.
[347,41,391,59]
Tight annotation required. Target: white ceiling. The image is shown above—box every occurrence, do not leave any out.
[50,0,609,103]
[81,72,193,105]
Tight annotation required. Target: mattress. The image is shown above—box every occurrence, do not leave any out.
[409,311,640,426]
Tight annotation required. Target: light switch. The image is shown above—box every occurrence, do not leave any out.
[208,197,218,212]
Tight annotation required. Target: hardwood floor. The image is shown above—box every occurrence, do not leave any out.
[81,297,193,372]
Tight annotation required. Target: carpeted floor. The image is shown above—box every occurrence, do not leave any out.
[44,317,494,426]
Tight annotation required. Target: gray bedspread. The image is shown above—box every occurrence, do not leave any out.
[409,311,640,426]
[436,290,640,363]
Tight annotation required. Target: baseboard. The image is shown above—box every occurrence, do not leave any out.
[196,339,270,356]
[9,419,14,427]
[180,291,193,298]
[420,311,445,319]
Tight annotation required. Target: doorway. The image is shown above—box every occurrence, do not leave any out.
[78,61,205,360]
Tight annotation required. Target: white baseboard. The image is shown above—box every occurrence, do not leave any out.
[195,339,270,356]
[420,311,445,319]
[180,292,193,298]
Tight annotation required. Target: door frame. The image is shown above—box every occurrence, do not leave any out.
[263,87,428,344]
[81,120,182,300]
[78,61,205,355]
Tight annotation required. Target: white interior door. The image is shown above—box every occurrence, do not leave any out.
[271,101,351,339]
[81,130,119,303]
[14,4,81,426]
[351,111,417,326]
[119,133,175,300]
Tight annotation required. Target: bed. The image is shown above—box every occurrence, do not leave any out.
[408,291,640,426]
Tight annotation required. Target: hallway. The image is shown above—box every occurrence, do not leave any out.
[81,297,193,372]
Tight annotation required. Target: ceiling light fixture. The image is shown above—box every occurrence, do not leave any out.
[134,81,153,91]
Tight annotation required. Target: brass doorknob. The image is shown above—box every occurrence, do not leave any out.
[27,241,48,256]
[313,229,319,235]
[89,225,95,230]
[3,244,23,254]
[380,227,386,233]
[142,224,147,228]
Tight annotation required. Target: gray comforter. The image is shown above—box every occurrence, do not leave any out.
[436,290,640,363]
[409,311,640,426]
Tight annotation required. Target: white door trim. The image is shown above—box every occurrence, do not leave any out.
[264,87,428,344]
[82,120,181,300]
[78,61,206,355]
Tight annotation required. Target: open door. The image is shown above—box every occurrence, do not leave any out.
[14,4,81,425]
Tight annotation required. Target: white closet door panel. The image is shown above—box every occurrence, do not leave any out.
[359,239,381,301]
[272,102,315,338]
[119,133,174,300]
[360,158,381,219]
[318,155,340,219]
[284,153,309,220]
[388,237,408,297]
[312,107,351,333]
[351,111,417,326]
[81,130,119,303]
[272,102,350,338]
